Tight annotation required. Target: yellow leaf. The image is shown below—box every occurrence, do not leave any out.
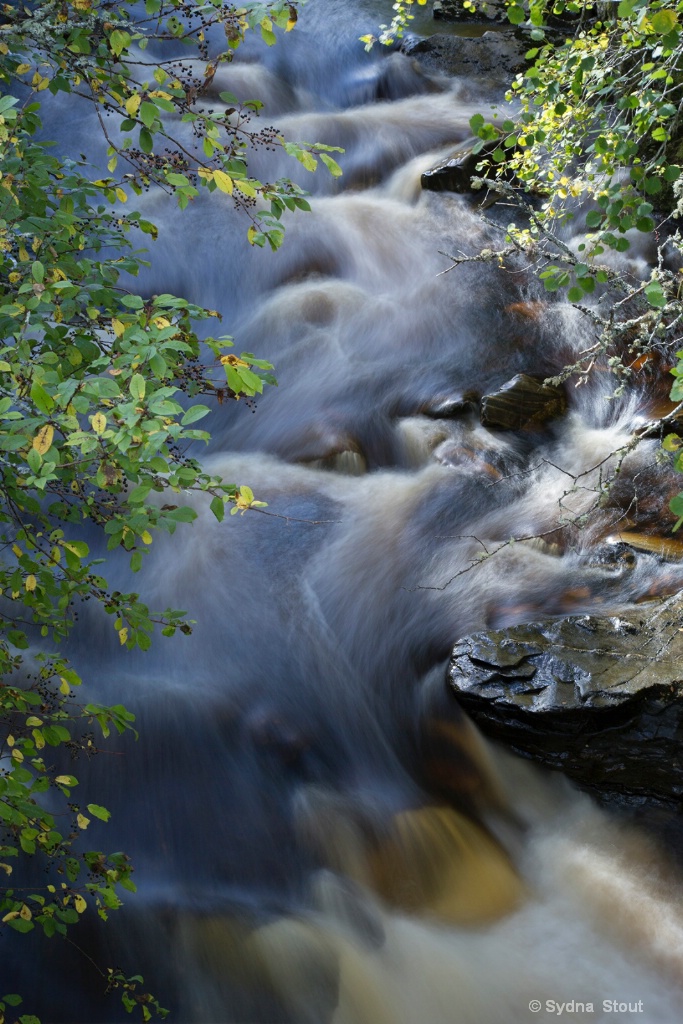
[125,93,141,117]
[59,677,70,695]
[33,73,50,92]
[197,168,214,181]
[25,574,37,592]
[77,813,90,829]
[32,729,45,750]
[141,530,153,545]
[12,544,21,557]
[18,246,29,262]
[115,187,127,203]
[112,318,125,337]
[19,904,32,921]
[55,775,74,786]
[26,716,42,726]
[74,894,87,914]
[16,63,32,75]
[11,748,24,762]
[33,423,54,454]
[91,412,107,434]
[2,911,19,922]
[0,863,12,875]
[118,627,129,645]
[6,734,14,747]
[0,42,9,55]
[213,170,234,194]
[152,316,170,328]
[221,354,249,367]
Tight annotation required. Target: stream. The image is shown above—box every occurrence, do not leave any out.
[10,2,683,1021]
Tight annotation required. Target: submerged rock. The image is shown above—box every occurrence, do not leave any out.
[480,373,566,430]
[448,603,683,806]
[420,392,480,417]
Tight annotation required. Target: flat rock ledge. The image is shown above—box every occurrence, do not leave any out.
[448,603,683,807]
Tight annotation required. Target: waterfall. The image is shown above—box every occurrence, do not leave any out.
[9,3,683,1021]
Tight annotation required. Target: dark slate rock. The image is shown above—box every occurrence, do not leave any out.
[421,138,493,194]
[480,373,567,430]
[402,31,528,83]
[433,0,506,22]
[448,605,683,806]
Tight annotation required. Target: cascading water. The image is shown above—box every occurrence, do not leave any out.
[8,2,683,1021]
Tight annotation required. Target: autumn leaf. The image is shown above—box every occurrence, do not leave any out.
[33,424,54,454]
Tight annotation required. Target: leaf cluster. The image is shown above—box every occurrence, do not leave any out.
[0,2,334,1020]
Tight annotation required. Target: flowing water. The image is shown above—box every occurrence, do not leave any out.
[9,3,683,1021]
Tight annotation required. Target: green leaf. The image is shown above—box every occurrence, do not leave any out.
[507,4,525,24]
[139,128,154,154]
[210,496,225,522]
[127,483,152,504]
[130,374,146,401]
[663,433,683,452]
[645,281,667,308]
[109,29,131,56]
[140,102,158,128]
[650,9,678,34]
[86,803,111,822]
[181,405,210,425]
[30,381,55,415]
[319,153,342,177]
[164,506,197,524]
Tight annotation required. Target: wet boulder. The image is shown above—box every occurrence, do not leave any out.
[421,138,495,195]
[448,603,683,806]
[433,0,507,22]
[480,373,566,430]
[420,391,480,417]
[402,31,528,84]
[341,52,443,107]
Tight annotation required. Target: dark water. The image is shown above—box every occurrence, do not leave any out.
[6,3,683,1022]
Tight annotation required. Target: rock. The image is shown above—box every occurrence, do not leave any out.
[480,373,566,430]
[341,53,443,107]
[448,604,683,806]
[401,31,528,84]
[420,392,480,417]
[421,138,496,195]
[433,0,506,22]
